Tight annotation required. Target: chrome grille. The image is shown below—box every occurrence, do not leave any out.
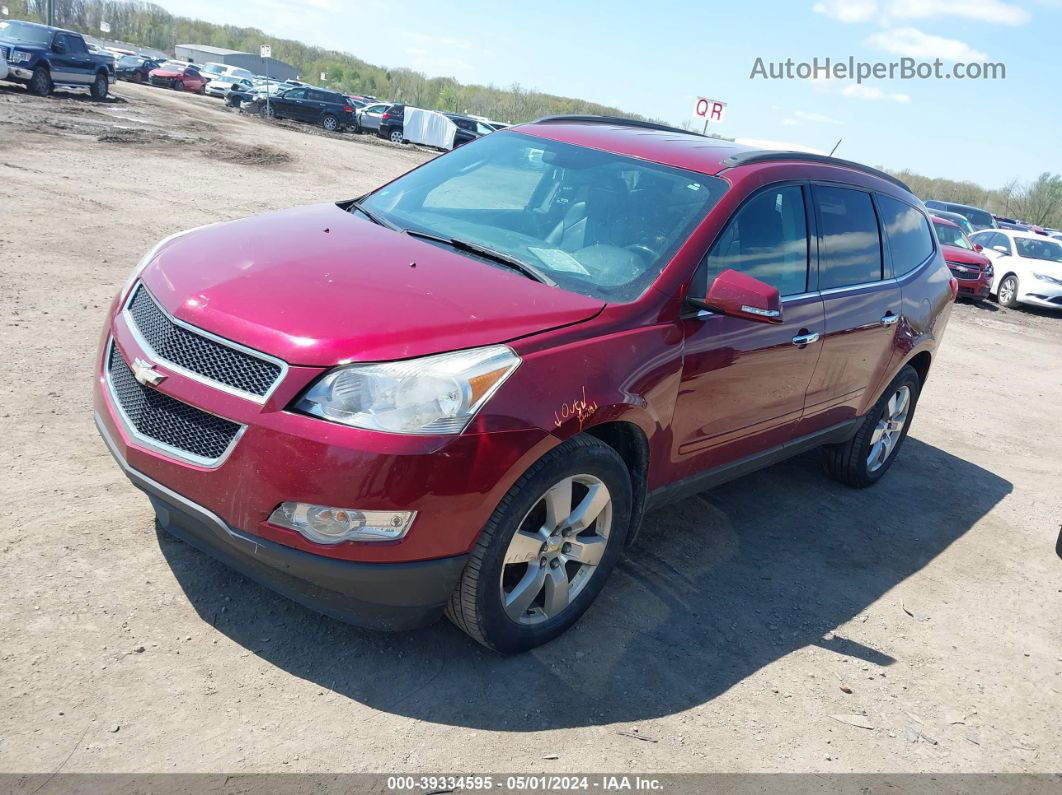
[0,46,10,61]
[107,343,242,464]
[126,284,283,399]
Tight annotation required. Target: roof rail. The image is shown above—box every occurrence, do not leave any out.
[719,150,912,193]
[532,115,702,137]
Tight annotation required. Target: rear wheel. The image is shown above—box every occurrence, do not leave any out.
[997,274,1020,308]
[446,435,632,653]
[822,365,921,488]
[28,66,52,96]
[389,129,403,144]
[90,72,108,101]
[321,113,339,132]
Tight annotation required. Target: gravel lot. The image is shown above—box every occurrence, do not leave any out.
[1,81,1060,776]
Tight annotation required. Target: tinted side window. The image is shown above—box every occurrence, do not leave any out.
[68,35,88,54]
[814,186,883,290]
[700,185,809,297]
[877,195,934,276]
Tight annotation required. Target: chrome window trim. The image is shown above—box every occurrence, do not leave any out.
[105,338,246,469]
[818,276,900,297]
[123,282,288,405]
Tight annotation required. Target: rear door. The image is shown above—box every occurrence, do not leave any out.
[799,184,901,434]
[672,183,825,479]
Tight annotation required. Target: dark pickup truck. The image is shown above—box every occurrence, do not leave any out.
[0,19,113,99]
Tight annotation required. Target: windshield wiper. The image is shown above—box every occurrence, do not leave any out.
[348,199,399,230]
[402,229,556,286]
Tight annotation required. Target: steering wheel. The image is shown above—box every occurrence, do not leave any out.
[624,244,660,261]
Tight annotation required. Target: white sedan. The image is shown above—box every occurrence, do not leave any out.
[970,229,1062,310]
[205,77,253,99]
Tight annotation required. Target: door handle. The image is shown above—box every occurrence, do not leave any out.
[881,313,899,326]
[792,332,820,347]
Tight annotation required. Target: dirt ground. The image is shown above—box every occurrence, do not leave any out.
[1,80,1060,776]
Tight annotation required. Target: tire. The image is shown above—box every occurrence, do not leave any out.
[389,129,403,144]
[28,65,52,96]
[131,71,143,84]
[997,274,1020,308]
[321,113,339,132]
[90,72,108,101]
[446,435,633,653]
[263,105,275,118]
[171,79,183,91]
[822,365,921,488]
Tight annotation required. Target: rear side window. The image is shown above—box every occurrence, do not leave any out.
[700,185,809,296]
[814,186,883,290]
[877,195,934,276]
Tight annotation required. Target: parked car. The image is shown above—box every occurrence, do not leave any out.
[264,86,356,131]
[115,55,163,84]
[929,209,974,236]
[0,19,113,99]
[199,62,253,83]
[94,117,955,652]
[923,200,996,232]
[354,102,391,133]
[970,229,1062,309]
[0,47,7,81]
[149,63,208,93]
[444,112,496,147]
[205,76,253,99]
[377,102,405,143]
[932,217,993,300]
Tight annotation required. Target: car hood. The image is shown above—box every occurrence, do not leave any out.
[139,203,606,366]
[150,68,182,77]
[941,244,991,266]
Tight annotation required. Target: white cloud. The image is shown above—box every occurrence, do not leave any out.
[795,109,845,125]
[866,27,987,60]
[813,0,879,21]
[812,0,1029,24]
[841,83,912,102]
[782,118,800,126]
[885,0,1029,25]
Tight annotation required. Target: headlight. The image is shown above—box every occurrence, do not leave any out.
[296,345,520,435]
[1032,272,1062,286]
[10,50,33,63]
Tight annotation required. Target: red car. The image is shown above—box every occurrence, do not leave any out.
[932,216,993,300]
[95,117,955,652]
[148,63,208,93]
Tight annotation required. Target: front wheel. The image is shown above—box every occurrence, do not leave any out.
[171,79,183,91]
[90,72,108,101]
[446,435,632,653]
[822,365,921,488]
[997,274,1020,308]
[28,66,52,96]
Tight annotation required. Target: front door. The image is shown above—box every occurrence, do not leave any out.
[672,183,824,480]
[50,32,91,85]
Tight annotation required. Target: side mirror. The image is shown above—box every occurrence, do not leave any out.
[52,42,65,54]
[992,245,1009,255]
[973,243,984,252]
[693,269,783,324]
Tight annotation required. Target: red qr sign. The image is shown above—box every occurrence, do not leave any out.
[693,97,727,123]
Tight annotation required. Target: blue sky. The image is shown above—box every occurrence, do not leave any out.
[154,0,1059,188]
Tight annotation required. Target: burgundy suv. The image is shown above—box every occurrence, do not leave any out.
[95,117,955,652]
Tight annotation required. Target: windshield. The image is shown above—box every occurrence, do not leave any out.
[1016,238,1062,262]
[954,206,994,230]
[359,131,726,301]
[118,56,141,66]
[933,222,972,250]
[0,21,52,45]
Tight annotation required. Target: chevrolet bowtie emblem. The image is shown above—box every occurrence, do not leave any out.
[132,358,167,387]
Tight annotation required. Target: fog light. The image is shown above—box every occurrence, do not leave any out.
[268,502,415,544]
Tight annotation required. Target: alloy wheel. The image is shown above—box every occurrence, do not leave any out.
[867,385,911,472]
[999,277,1016,306]
[499,474,613,625]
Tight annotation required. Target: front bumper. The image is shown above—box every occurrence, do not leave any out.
[96,412,468,630]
